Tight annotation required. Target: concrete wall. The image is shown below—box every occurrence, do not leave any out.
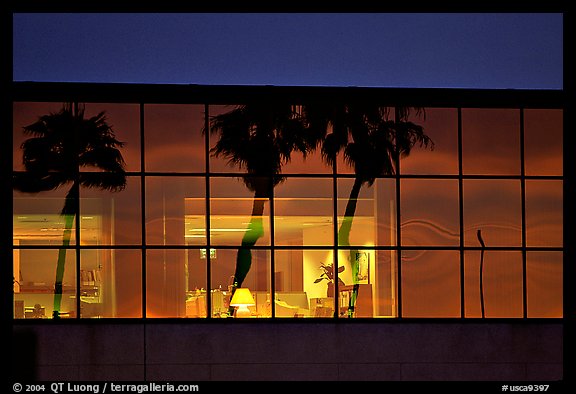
[12,322,562,381]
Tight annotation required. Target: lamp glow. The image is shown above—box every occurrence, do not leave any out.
[230,288,255,318]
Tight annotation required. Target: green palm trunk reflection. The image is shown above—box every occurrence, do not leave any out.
[53,185,78,319]
[228,194,266,316]
[53,211,75,318]
[338,177,363,318]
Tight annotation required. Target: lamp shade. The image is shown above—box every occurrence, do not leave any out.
[230,288,255,306]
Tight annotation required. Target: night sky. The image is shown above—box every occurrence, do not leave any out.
[12,13,563,89]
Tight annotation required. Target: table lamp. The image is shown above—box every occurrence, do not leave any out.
[230,288,255,318]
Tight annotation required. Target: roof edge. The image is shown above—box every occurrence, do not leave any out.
[11,81,565,108]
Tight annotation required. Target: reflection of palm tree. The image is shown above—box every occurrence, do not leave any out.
[309,104,433,317]
[208,104,316,315]
[477,229,486,318]
[13,103,126,318]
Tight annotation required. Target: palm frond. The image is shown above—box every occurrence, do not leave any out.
[80,172,126,192]
[13,172,69,193]
[79,147,126,172]
[15,102,127,195]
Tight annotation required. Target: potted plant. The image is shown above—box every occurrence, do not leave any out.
[314,263,345,297]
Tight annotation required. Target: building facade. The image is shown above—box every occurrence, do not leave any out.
[8,82,567,381]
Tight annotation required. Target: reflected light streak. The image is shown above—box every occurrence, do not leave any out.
[401,219,459,238]
[190,228,251,232]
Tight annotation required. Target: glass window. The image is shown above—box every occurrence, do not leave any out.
[187,248,210,316]
[80,176,142,246]
[401,108,459,175]
[462,109,520,175]
[208,105,244,174]
[337,178,396,248]
[144,104,205,173]
[146,177,205,246]
[13,248,76,319]
[13,102,65,171]
[526,251,562,318]
[464,251,523,318]
[373,250,398,318]
[463,180,522,247]
[401,250,460,317]
[400,179,460,246]
[274,178,333,246]
[275,249,335,318]
[83,103,141,172]
[12,97,563,321]
[209,177,271,246]
[108,249,142,318]
[524,109,563,176]
[282,148,332,174]
[13,188,77,246]
[146,249,188,318]
[337,179,375,248]
[80,249,142,318]
[336,248,383,318]
[525,180,563,247]
[210,248,271,318]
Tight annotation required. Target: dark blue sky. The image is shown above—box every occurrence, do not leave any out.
[12,13,563,89]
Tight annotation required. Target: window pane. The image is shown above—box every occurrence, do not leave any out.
[525,180,563,247]
[80,176,142,246]
[275,249,334,318]
[111,249,142,318]
[13,102,64,171]
[376,250,398,317]
[144,104,205,172]
[464,251,523,318]
[146,249,188,318]
[337,179,396,248]
[14,188,77,246]
[401,108,458,175]
[79,249,102,318]
[146,177,205,245]
[211,248,271,318]
[462,109,520,175]
[274,178,333,246]
[208,105,243,173]
[401,179,459,246]
[282,148,332,174]
[83,103,141,172]
[527,252,562,318]
[524,109,562,176]
[281,105,332,175]
[358,249,399,318]
[80,249,142,318]
[463,180,522,247]
[337,249,380,318]
[337,179,375,248]
[401,250,460,317]
[187,248,209,317]
[13,248,76,319]
[209,177,270,246]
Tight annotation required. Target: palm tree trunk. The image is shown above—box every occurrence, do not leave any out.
[228,192,266,316]
[339,177,363,318]
[53,188,76,319]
